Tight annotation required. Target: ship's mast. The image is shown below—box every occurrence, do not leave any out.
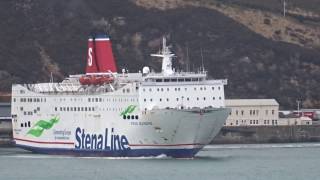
[151,37,175,76]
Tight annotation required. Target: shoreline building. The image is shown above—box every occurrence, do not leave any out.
[225,99,279,126]
[225,99,312,126]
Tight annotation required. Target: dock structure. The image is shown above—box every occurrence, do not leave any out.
[0,102,12,146]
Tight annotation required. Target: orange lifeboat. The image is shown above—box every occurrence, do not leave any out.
[79,75,114,86]
[79,76,90,85]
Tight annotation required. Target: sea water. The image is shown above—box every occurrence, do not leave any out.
[0,143,319,180]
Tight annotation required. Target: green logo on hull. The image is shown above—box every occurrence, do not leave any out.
[120,105,137,116]
[27,117,59,137]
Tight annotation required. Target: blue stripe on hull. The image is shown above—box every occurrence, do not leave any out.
[16,144,201,158]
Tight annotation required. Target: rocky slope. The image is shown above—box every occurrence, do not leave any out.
[0,0,320,109]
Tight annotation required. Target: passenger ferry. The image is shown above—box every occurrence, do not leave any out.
[11,34,230,158]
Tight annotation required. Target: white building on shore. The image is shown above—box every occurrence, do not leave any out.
[225,99,313,127]
[225,99,279,126]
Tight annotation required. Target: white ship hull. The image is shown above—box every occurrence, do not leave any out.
[13,98,229,158]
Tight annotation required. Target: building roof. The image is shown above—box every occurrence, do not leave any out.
[225,99,279,107]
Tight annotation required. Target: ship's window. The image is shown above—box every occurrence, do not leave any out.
[167,88,169,91]
[96,98,99,102]
[33,109,36,113]
[34,98,37,102]
[178,88,180,91]
[241,110,244,115]
[171,79,177,82]
[99,98,102,102]
[176,98,179,101]
[178,78,184,82]
[92,107,95,111]
[144,98,146,102]
[60,107,63,111]
[55,107,57,111]
[213,97,215,100]
[74,107,77,112]
[70,107,73,111]
[89,107,91,111]
[185,78,191,82]
[131,115,135,119]
[126,89,130,93]
[166,98,169,102]
[156,79,162,82]
[143,88,145,92]
[164,79,170,82]
[149,88,152,92]
[135,115,139,119]
[160,98,162,102]
[192,78,198,81]
[123,89,126,93]
[218,87,221,90]
[157,88,159,91]
[20,107,23,111]
[67,107,69,111]
[13,98,16,102]
[25,122,27,127]
[85,107,87,111]
[24,112,27,115]
[63,107,66,111]
[203,97,206,100]
[174,88,177,91]
[197,97,199,101]
[204,87,206,90]
[21,123,23,127]
[44,98,46,102]
[161,88,164,91]
[200,87,203,90]
[219,97,222,100]
[187,97,189,101]
[194,87,197,91]
[127,115,130,119]
[150,98,153,102]
[123,115,126,119]
[81,107,84,111]
[272,110,274,115]
[28,121,31,127]
[185,88,187,91]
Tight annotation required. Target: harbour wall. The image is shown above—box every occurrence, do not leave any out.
[212,125,320,144]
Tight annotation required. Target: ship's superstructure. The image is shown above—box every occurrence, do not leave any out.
[11,34,230,158]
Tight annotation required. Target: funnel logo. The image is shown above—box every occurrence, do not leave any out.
[27,117,59,137]
[87,47,93,66]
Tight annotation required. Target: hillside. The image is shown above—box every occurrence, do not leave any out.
[0,0,320,109]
